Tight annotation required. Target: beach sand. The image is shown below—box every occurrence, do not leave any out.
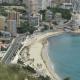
[11,31,63,79]
[28,31,63,80]
[12,30,80,79]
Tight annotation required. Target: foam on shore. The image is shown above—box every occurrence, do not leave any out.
[41,41,61,80]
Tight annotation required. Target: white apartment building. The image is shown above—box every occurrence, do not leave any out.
[23,0,36,14]
[0,0,15,3]
[60,3,72,9]
[0,0,2,3]
[71,0,80,13]
[23,0,50,15]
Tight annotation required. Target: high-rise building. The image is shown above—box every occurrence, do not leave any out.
[51,0,72,4]
[64,0,72,3]
[23,0,35,14]
[42,0,50,9]
[0,16,6,31]
[71,0,80,12]
[23,0,50,15]
[51,0,65,4]
[1,0,15,4]
[7,11,20,36]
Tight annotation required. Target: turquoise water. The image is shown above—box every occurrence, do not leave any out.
[48,33,80,80]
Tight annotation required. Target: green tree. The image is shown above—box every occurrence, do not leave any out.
[0,7,8,16]
[38,75,51,80]
[17,21,37,34]
[39,10,46,21]
[47,7,72,20]
[0,63,26,80]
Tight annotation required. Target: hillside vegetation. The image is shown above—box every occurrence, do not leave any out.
[0,63,50,80]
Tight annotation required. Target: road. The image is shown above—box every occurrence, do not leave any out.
[1,20,75,64]
[1,35,26,64]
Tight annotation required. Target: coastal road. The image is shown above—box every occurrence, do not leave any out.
[1,34,26,64]
[1,31,62,64]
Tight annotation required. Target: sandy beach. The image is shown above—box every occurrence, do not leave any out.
[16,31,63,80]
[26,31,63,80]
[11,30,80,79]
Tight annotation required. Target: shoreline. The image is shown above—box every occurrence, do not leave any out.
[41,40,61,80]
[12,30,80,79]
[28,31,63,80]
[17,31,63,80]
[41,30,80,80]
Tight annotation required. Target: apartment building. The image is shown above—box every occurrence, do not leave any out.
[7,11,20,36]
[0,16,6,31]
[23,0,50,15]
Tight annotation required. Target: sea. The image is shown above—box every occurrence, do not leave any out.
[48,33,80,80]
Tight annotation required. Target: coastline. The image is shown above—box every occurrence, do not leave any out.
[28,31,63,80]
[41,40,61,80]
[40,30,80,80]
[17,31,63,80]
[12,30,80,79]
